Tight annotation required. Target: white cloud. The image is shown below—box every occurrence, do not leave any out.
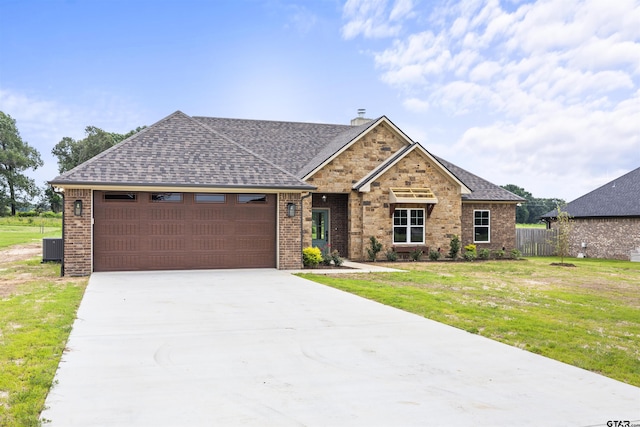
[345,0,640,200]
[341,0,416,39]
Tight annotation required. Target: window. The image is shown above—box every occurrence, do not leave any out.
[474,210,490,242]
[238,194,267,203]
[151,192,183,202]
[104,192,137,201]
[195,193,225,203]
[393,209,424,244]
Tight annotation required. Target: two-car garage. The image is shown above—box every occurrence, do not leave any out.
[93,191,277,271]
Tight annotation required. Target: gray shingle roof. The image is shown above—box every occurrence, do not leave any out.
[434,156,525,202]
[192,116,364,178]
[541,166,640,218]
[50,111,314,190]
[50,110,523,203]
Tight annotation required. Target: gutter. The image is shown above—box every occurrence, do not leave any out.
[51,186,65,277]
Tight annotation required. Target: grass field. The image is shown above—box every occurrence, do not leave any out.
[299,257,640,387]
[0,217,62,249]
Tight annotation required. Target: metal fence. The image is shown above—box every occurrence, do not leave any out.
[516,228,557,256]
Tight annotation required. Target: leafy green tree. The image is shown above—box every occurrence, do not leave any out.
[502,184,565,224]
[43,185,63,212]
[52,125,145,173]
[0,112,43,216]
[554,203,573,265]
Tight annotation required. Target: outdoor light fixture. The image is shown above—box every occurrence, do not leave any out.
[287,202,296,217]
[73,200,83,216]
[322,194,327,202]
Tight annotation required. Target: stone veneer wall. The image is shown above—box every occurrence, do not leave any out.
[278,193,303,269]
[63,188,93,276]
[461,203,517,251]
[556,217,640,260]
[360,151,463,260]
[304,121,408,260]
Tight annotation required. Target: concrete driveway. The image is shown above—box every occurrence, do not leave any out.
[42,269,639,426]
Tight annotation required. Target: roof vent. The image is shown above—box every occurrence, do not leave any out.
[351,108,372,126]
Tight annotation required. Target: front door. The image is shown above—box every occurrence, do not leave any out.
[312,209,330,249]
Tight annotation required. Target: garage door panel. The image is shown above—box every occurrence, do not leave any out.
[94,191,276,271]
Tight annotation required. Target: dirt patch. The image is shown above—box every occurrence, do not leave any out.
[0,242,46,298]
[0,242,41,265]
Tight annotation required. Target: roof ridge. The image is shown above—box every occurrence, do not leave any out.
[192,115,354,128]
[52,110,187,180]
[186,114,312,186]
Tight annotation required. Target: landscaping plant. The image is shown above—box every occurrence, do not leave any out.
[366,236,383,262]
[448,235,460,259]
[302,246,322,268]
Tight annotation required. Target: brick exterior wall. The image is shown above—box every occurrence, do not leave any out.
[461,203,517,251]
[63,188,92,276]
[553,217,640,260]
[278,193,304,269]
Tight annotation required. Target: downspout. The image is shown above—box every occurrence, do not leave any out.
[51,186,65,277]
[300,192,313,267]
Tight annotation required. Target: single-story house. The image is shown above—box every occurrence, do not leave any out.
[541,166,640,260]
[50,111,524,275]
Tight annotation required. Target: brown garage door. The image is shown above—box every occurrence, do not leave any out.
[93,191,276,271]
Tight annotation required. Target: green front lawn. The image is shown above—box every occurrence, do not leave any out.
[0,259,87,426]
[299,257,640,386]
[0,217,62,249]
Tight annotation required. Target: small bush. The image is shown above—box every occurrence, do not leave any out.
[478,248,491,260]
[448,235,460,259]
[303,246,323,268]
[510,249,522,259]
[330,250,344,267]
[385,249,398,262]
[494,249,505,259]
[463,244,477,261]
[429,250,441,261]
[41,211,62,218]
[410,248,423,261]
[366,236,383,262]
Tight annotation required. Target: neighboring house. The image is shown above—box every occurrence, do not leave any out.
[50,111,524,275]
[541,167,640,260]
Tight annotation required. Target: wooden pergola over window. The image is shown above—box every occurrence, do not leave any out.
[389,187,438,217]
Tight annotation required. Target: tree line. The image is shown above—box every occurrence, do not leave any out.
[2,109,561,222]
[0,110,144,215]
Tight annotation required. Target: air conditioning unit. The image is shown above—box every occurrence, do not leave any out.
[43,238,63,262]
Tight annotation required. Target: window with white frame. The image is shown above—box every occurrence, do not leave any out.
[474,210,490,242]
[393,209,424,244]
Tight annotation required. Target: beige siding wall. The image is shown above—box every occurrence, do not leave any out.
[461,203,517,251]
[63,188,93,276]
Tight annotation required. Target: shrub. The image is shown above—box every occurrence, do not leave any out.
[302,246,322,268]
[463,244,477,262]
[41,211,62,218]
[330,250,344,267]
[385,249,398,261]
[478,248,491,260]
[448,235,460,259]
[366,236,383,262]
[494,249,505,259]
[510,249,522,260]
[410,248,423,261]
[429,250,441,261]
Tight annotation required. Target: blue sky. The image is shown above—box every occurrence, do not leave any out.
[1,0,639,202]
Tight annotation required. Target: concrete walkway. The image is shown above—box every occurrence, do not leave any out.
[42,269,639,426]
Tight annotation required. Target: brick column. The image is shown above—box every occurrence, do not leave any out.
[63,188,92,276]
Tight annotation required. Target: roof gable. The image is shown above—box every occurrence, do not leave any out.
[542,166,640,218]
[50,111,313,190]
[353,143,472,195]
[300,116,413,180]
